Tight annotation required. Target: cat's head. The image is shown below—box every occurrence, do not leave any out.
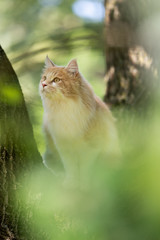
[39,56,81,100]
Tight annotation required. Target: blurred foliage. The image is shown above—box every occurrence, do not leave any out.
[18,101,160,240]
[0,85,22,104]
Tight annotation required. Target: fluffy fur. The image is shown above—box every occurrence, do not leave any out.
[39,56,119,187]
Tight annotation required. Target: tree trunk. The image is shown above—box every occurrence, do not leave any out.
[104,0,157,109]
[0,46,49,239]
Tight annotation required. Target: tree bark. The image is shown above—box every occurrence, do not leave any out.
[104,0,157,109]
[0,46,48,239]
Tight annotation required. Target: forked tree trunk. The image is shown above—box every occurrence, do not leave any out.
[104,0,157,109]
[0,46,49,239]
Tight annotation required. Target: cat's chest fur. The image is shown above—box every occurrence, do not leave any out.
[43,98,94,140]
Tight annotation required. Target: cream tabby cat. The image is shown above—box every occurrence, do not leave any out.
[39,56,119,187]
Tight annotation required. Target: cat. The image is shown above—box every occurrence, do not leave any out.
[39,56,119,188]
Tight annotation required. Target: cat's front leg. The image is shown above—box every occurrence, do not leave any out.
[60,152,80,188]
[43,149,64,179]
[43,125,64,179]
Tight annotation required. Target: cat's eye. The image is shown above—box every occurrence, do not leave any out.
[52,77,61,83]
[43,76,46,80]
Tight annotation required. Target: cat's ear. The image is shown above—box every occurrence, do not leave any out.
[66,59,78,74]
[45,55,55,68]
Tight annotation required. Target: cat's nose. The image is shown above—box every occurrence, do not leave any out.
[42,82,47,88]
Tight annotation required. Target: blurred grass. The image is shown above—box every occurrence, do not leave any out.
[18,101,160,240]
